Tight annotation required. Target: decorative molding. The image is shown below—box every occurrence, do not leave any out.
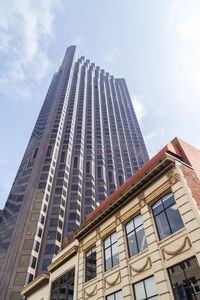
[84,284,97,298]
[79,241,83,253]
[21,274,49,296]
[138,192,146,208]
[162,236,191,259]
[105,271,121,287]
[167,170,180,186]
[96,228,100,241]
[48,245,78,272]
[130,257,151,274]
[115,212,121,225]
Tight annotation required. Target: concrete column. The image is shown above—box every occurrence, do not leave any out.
[141,205,172,300]
[96,238,104,299]
[117,223,133,300]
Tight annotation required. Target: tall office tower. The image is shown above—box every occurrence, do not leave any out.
[0,46,148,299]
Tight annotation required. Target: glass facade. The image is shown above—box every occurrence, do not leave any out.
[168,257,200,300]
[50,268,74,300]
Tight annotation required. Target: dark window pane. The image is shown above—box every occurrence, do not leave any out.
[51,268,74,300]
[155,212,171,240]
[162,193,175,208]
[168,257,200,300]
[152,200,164,216]
[85,247,96,282]
[166,205,184,233]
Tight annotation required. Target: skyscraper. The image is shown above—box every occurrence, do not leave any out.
[0,45,148,300]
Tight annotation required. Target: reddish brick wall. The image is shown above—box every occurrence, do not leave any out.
[180,164,200,210]
[173,138,200,181]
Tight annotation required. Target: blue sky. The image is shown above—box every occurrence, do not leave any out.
[0,0,200,208]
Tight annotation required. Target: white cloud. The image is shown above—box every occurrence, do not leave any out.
[0,0,61,101]
[131,95,146,122]
[166,1,200,101]
[144,127,165,158]
[145,127,165,142]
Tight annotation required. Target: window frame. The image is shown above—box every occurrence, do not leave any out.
[133,275,158,300]
[152,193,184,240]
[125,214,147,258]
[104,232,119,271]
[106,289,123,300]
[85,246,96,282]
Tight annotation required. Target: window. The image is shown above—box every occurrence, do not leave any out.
[47,230,57,240]
[74,157,78,168]
[152,193,184,240]
[104,232,119,271]
[106,290,123,300]
[168,256,200,300]
[45,244,55,254]
[98,167,101,178]
[14,272,26,286]
[86,162,90,173]
[19,255,30,267]
[126,215,147,257]
[46,146,52,157]
[85,247,96,282]
[42,259,51,271]
[27,225,36,236]
[133,276,158,300]
[50,268,74,300]
[23,240,33,250]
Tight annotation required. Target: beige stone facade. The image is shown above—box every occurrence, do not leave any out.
[22,141,200,300]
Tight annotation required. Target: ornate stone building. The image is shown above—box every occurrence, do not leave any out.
[22,138,200,300]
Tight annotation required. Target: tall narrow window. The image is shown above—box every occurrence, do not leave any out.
[86,162,90,173]
[104,232,119,271]
[118,175,123,186]
[98,167,101,178]
[46,146,52,157]
[60,151,65,162]
[108,171,112,183]
[152,193,184,240]
[73,157,78,168]
[126,215,147,257]
[85,246,96,282]
[33,148,38,159]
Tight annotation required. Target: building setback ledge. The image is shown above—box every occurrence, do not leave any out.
[48,245,78,273]
[21,273,49,297]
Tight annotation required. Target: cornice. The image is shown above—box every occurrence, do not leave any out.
[21,273,49,296]
[47,245,78,272]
